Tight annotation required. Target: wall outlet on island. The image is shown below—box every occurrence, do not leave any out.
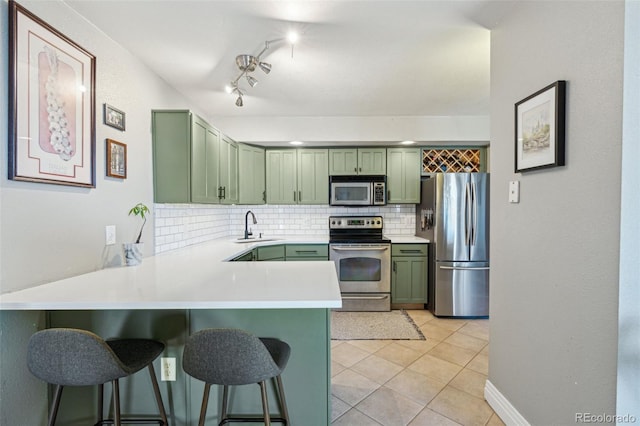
[161,357,176,381]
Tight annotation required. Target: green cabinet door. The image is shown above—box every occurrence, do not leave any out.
[358,148,386,175]
[152,110,192,203]
[298,149,329,204]
[266,150,297,204]
[328,149,358,175]
[191,116,220,204]
[239,144,266,204]
[285,244,329,261]
[387,148,421,203]
[328,148,386,175]
[391,244,428,304]
[219,135,239,204]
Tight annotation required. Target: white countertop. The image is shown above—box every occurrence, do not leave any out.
[385,235,430,244]
[0,237,341,311]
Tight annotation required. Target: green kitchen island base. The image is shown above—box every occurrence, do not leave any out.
[45,308,331,426]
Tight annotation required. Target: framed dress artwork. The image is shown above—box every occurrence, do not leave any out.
[8,0,96,187]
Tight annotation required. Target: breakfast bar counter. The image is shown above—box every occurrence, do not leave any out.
[0,237,341,310]
[0,238,340,426]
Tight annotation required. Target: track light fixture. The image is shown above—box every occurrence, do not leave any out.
[226,32,298,107]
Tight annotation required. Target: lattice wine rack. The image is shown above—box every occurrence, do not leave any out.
[422,148,482,173]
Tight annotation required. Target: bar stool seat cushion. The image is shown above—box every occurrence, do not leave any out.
[183,329,290,386]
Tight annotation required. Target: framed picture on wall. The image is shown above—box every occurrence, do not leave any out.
[106,139,127,179]
[104,103,126,131]
[515,80,566,173]
[8,0,96,187]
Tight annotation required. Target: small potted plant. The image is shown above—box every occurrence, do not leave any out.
[123,202,150,266]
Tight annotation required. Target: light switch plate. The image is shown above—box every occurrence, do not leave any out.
[105,225,116,245]
[509,181,520,203]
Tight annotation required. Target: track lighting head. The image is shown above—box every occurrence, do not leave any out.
[227,33,300,106]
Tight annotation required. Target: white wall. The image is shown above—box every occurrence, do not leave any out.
[0,0,208,293]
[617,0,640,419]
[488,2,624,424]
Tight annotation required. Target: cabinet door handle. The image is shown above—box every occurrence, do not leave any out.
[359,167,362,172]
[298,190,302,202]
[218,186,223,199]
[387,190,391,200]
[400,250,423,254]
[393,261,397,272]
[293,191,297,202]
[263,190,266,202]
[222,186,226,199]
[354,167,357,172]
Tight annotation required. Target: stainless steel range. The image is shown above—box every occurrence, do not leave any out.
[329,216,391,311]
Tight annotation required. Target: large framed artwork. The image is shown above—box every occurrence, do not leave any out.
[8,0,96,187]
[515,80,566,173]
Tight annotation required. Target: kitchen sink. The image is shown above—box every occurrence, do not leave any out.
[233,237,281,244]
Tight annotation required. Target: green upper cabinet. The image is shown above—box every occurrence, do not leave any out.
[266,149,328,204]
[266,150,297,204]
[218,135,239,204]
[191,115,220,203]
[238,144,266,205]
[152,110,191,203]
[387,147,421,203]
[297,149,329,204]
[152,110,221,204]
[152,110,240,204]
[328,148,386,175]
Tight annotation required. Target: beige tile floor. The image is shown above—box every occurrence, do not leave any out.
[331,310,505,426]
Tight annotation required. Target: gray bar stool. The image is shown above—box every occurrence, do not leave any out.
[182,328,291,426]
[27,328,168,426]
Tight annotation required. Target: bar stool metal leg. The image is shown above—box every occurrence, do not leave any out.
[47,384,64,426]
[259,381,271,426]
[275,375,289,425]
[147,363,168,425]
[112,379,121,426]
[198,383,211,426]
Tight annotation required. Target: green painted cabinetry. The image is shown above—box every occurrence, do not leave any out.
[285,244,329,261]
[191,115,220,203]
[297,149,329,204]
[391,244,428,306]
[266,149,328,204]
[256,244,286,261]
[152,110,239,204]
[328,148,386,175]
[218,135,239,204]
[238,144,266,204]
[386,147,421,203]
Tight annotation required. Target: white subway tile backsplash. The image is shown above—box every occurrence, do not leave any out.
[154,203,416,254]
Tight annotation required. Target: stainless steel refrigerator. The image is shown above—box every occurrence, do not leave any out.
[416,173,489,317]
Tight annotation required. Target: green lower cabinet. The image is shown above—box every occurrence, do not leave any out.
[285,244,329,261]
[232,250,255,261]
[256,245,286,261]
[391,244,428,305]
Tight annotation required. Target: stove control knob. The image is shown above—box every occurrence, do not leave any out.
[376,220,381,225]
[338,221,342,225]
[331,221,335,225]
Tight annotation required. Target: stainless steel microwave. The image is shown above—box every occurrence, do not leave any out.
[329,176,386,206]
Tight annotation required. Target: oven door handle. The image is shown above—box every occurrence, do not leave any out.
[342,295,389,300]
[330,246,389,251]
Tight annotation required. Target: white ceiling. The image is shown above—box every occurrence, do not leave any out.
[64,1,507,121]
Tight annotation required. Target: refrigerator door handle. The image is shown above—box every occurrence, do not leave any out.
[439,266,490,271]
[471,181,478,246]
[465,182,472,246]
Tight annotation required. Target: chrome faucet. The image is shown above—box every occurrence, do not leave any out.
[244,210,257,239]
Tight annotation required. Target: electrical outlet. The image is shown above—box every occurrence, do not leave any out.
[105,225,116,245]
[161,357,176,381]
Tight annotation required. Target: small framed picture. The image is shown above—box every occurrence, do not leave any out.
[106,139,126,179]
[515,80,566,173]
[104,103,126,131]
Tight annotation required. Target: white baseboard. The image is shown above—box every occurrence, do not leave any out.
[485,380,531,426]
